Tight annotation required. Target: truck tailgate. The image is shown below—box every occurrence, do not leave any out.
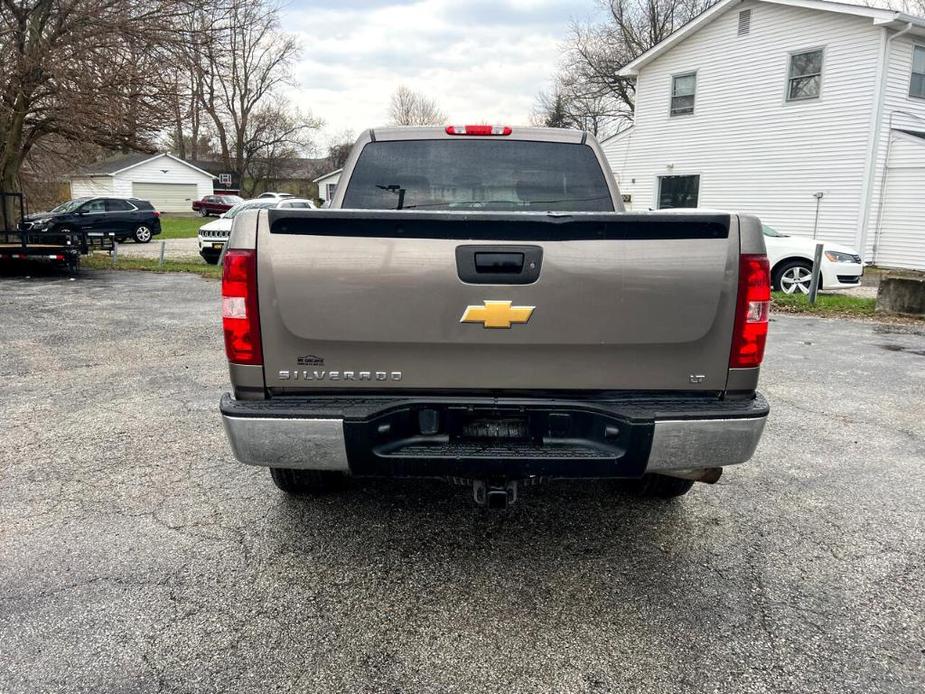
[257,210,739,392]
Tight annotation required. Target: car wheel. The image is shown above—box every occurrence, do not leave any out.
[615,474,695,498]
[774,259,815,295]
[269,468,349,495]
[133,225,153,243]
[200,251,220,265]
[199,208,209,217]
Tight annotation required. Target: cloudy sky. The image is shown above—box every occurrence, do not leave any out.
[282,0,606,148]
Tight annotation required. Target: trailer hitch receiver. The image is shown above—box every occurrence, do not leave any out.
[473,480,518,509]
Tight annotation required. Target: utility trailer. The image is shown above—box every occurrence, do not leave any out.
[0,192,114,274]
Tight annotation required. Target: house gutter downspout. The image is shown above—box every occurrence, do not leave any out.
[857,22,914,261]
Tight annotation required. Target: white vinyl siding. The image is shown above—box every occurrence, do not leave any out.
[603,0,884,250]
[863,36,925,262]
[70,176,114,198]
[870,132,925,269]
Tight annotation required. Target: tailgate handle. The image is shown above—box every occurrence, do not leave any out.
[456,245,543,285]
[475,252,524,273]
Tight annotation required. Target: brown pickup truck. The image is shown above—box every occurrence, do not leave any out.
[219,125,770,508]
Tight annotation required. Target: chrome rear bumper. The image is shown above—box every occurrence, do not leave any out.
[220,393,768,476]
[646,417,767,472]
[222,415,350,470]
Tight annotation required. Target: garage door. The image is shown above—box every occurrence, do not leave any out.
[873,132,925,271]
[131,183,199,213]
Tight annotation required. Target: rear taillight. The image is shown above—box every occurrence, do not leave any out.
[153,211,161,218]
[730,254,771,368]
[222,249,262,365]
[445,125,512,136]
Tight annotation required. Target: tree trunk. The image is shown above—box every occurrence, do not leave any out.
[0,166,22,232]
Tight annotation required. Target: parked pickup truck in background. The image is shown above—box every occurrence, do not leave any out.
[219,125,771,508]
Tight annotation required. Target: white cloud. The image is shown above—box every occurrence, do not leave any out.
[281,0,601,147]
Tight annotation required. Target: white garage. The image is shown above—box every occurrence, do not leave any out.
[870,131,925,271]
[70,153,215,213]
[313,168,342,204]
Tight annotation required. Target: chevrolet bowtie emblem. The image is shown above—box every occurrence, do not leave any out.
[460,300,535,329]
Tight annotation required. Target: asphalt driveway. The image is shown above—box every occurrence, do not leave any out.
[0,271,923,693]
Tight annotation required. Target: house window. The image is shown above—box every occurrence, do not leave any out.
[787,49,823,101]
[911,45,925,99]
[326,183,337,199]
[658,175,700,209]
[671,73,696,116]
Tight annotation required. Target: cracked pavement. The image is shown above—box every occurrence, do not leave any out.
[0,270,923,693]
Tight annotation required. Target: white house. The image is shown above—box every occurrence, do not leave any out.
[69,153,215,213]
[313,168,342,204]
[602,0,925,270]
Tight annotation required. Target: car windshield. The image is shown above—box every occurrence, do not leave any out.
[221,196,243,204]
[342,139,614,211]
[51,199,88,214]
[762,224,788,237]
[223,200,277,219]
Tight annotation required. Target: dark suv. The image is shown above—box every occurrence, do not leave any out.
[19,197,162,243]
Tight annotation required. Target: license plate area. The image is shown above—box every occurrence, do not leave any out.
[343,403,653,479]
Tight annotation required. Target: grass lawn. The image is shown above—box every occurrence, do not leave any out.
[83,253,221,279]
[772,291,877,318]
[158,215,203,239]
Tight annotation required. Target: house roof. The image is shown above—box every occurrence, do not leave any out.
[619,0,925,77]
[75,152,156,175]
[74,152,216,179]
[313,168,343,184]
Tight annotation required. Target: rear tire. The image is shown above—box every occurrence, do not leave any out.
[199,208,209,217]
[133,225,153,243]
[269,468,349,495]
[617,474,695,498]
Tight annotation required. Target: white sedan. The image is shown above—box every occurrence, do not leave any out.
[198,198,315,264]
[763,225,863,294]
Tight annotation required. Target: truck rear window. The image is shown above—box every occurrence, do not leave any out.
[341,140,614,212]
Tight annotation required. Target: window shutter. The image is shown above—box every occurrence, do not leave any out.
[738,9,751,36]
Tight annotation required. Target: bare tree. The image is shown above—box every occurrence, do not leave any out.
[531,78,622,136]
[388,86,447,126]
[537,0,715,135]
[239,102,322,197]
[325,130,355,171]
[195,0,318,192]
[0,0,199,221]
